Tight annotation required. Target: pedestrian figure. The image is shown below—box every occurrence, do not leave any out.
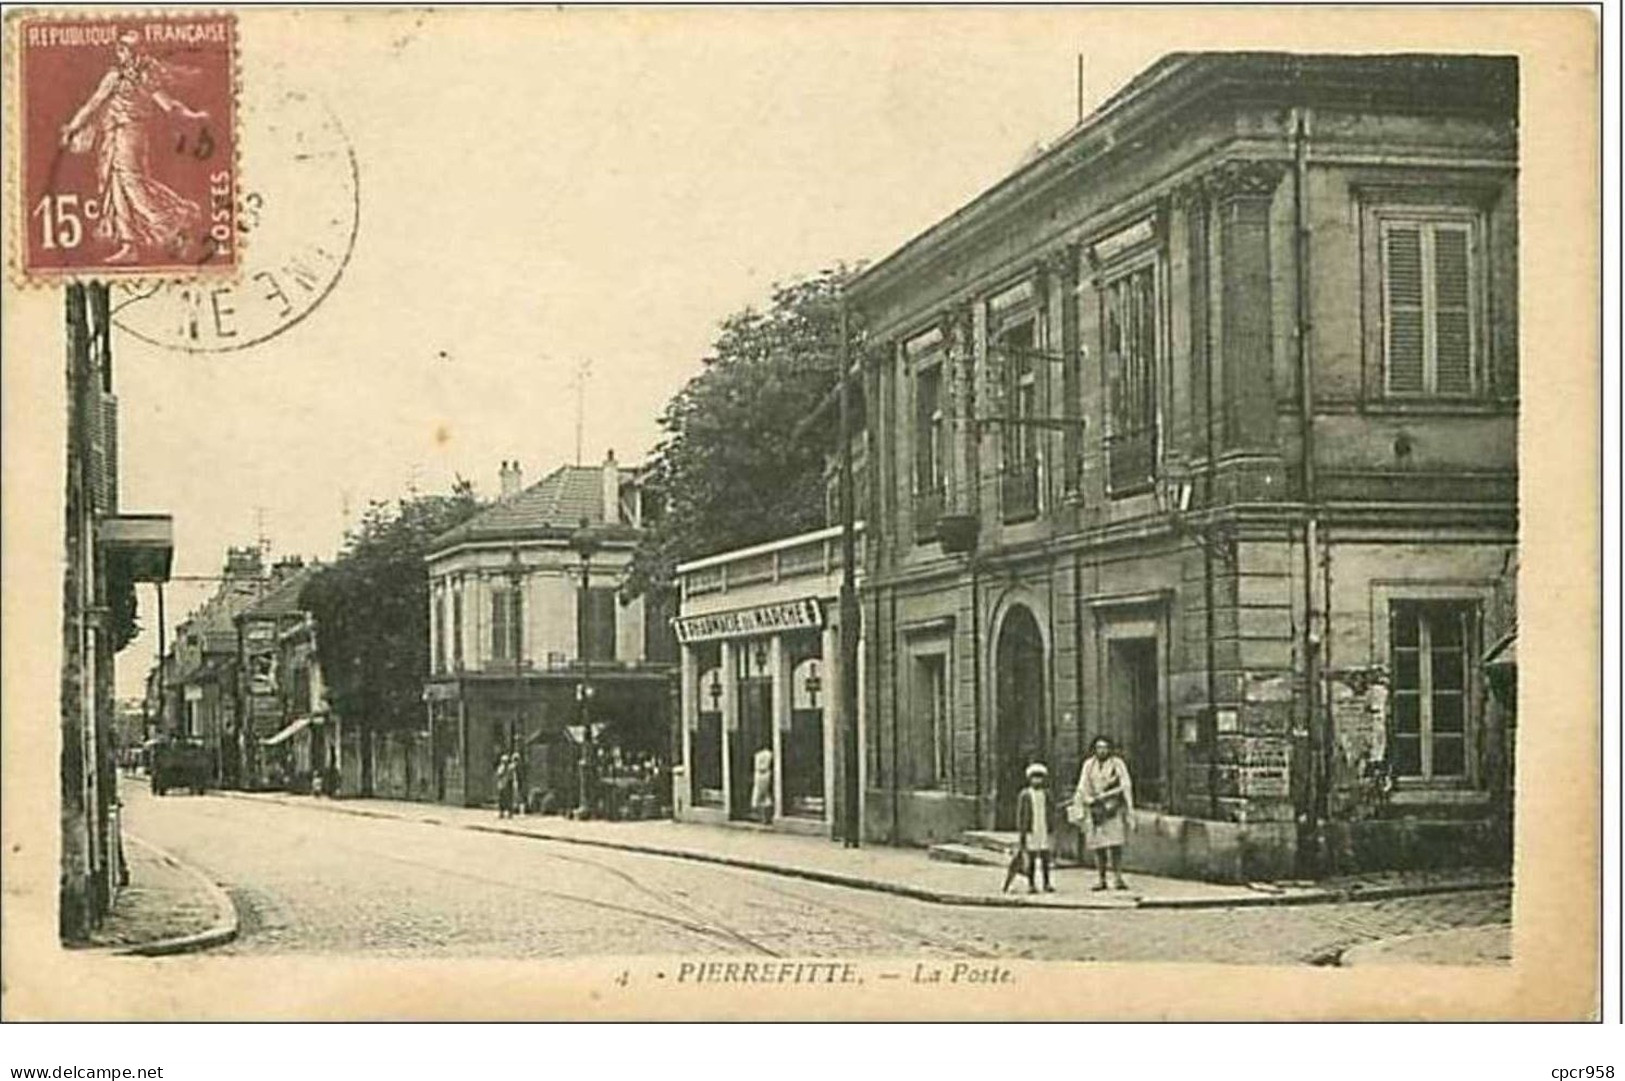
[1074,735,1134,891]
[495,753,515,819]
[751,745,774,825]
[1006,762,1058,893]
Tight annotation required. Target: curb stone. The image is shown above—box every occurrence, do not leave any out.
[215,790,1508,912]
[1337,922,1514,966]
[114,834,239,957]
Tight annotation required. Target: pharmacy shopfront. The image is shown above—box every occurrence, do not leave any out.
[671,526,864,835]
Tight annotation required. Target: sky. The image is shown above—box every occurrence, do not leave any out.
[104,8,1176,695]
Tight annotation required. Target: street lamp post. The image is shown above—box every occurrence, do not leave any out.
[503,546,525,803]
[836,299,862,849]
[570,519,601,819]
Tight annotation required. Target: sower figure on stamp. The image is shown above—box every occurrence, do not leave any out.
[58,30,210,264]
[1075,735,1134,891]
[1005,762,1058,894]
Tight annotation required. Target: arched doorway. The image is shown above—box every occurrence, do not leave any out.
[994,604,1045,830]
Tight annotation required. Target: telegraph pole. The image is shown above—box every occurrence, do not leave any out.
[837,297,861,848]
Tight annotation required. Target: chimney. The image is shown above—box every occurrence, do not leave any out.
[499,459,522,500]
[601,449,619,524]
[224,546,264,581]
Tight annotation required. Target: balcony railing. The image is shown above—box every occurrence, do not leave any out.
[1000,462,1040,523]
[913,486,944,544]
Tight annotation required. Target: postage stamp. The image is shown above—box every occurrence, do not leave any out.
[14,13,238,281]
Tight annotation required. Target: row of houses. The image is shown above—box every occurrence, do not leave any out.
[145,449,680,818]
[666,52,1521,880]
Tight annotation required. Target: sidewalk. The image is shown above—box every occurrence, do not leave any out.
[221,790,1509,911]
[1340,924,1513,966]
[82,834,238,955]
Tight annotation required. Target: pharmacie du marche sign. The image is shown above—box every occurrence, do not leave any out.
[673,598,825,644]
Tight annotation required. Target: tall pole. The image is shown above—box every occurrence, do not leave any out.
[577,542,597,819]
[1293,107,1323,875]
[156,582,167,736]
[838,297,861,848]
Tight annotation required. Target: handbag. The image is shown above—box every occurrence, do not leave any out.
[1065,798,1086,826]
[1088,791,1124,827]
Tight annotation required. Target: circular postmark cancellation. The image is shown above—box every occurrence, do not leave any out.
[16,14,240,279]
[112,78,360,352]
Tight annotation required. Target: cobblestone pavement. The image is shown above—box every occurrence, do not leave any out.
[123,782,1510,964]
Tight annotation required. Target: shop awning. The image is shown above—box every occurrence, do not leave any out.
[261,716,314,747]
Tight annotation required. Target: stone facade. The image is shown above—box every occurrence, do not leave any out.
[845,53,1518,879]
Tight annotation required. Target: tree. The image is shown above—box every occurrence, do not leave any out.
[625,266,855,599]
[300,481,481,790]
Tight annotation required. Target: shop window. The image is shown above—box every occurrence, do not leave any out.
[1101,262,1160,495]
[1389,600,1477,780]
[1380,214,1482,397]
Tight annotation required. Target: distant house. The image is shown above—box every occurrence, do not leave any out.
[233,559,322,791]
[423,452,677,810]
[171,547,268,788]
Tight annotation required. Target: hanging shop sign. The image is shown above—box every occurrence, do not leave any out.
[673,598,824,644]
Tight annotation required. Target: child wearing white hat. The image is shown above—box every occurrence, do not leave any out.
[1006,762,1058,893]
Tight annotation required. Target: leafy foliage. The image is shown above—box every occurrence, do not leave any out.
[625,266,856,599]
[300,481,482,731]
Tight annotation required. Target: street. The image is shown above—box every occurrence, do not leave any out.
[121,780,1509,965]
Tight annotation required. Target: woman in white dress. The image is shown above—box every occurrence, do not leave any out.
[1074,734,1134,891]
[751,746,774,824]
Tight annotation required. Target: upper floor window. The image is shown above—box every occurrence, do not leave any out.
[578,586,618,663]
[1380,213,1481,397]
[915,362,944,497]
[452,589,464,669]
[433,594,447,674]
[490,584,522,664]
[1101,261,1160,494]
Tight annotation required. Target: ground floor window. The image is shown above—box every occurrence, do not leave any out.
[1106,636,1162,807]
[693,648,723,805]
[786,644,826,817]
[1389,600,1477,781]
[909,651,950,789]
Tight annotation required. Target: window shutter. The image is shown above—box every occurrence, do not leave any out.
[1384,226,1425,394]
[1432,225,1474,394]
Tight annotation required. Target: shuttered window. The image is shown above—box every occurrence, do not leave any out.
[1382,218,1477,396]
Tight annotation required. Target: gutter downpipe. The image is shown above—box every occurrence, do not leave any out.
[1200,188,1221,821]
[1293,106,1324,877]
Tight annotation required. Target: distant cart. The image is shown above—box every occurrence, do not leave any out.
[148,738,210,796]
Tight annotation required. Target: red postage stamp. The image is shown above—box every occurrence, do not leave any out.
[14,13,237,280]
